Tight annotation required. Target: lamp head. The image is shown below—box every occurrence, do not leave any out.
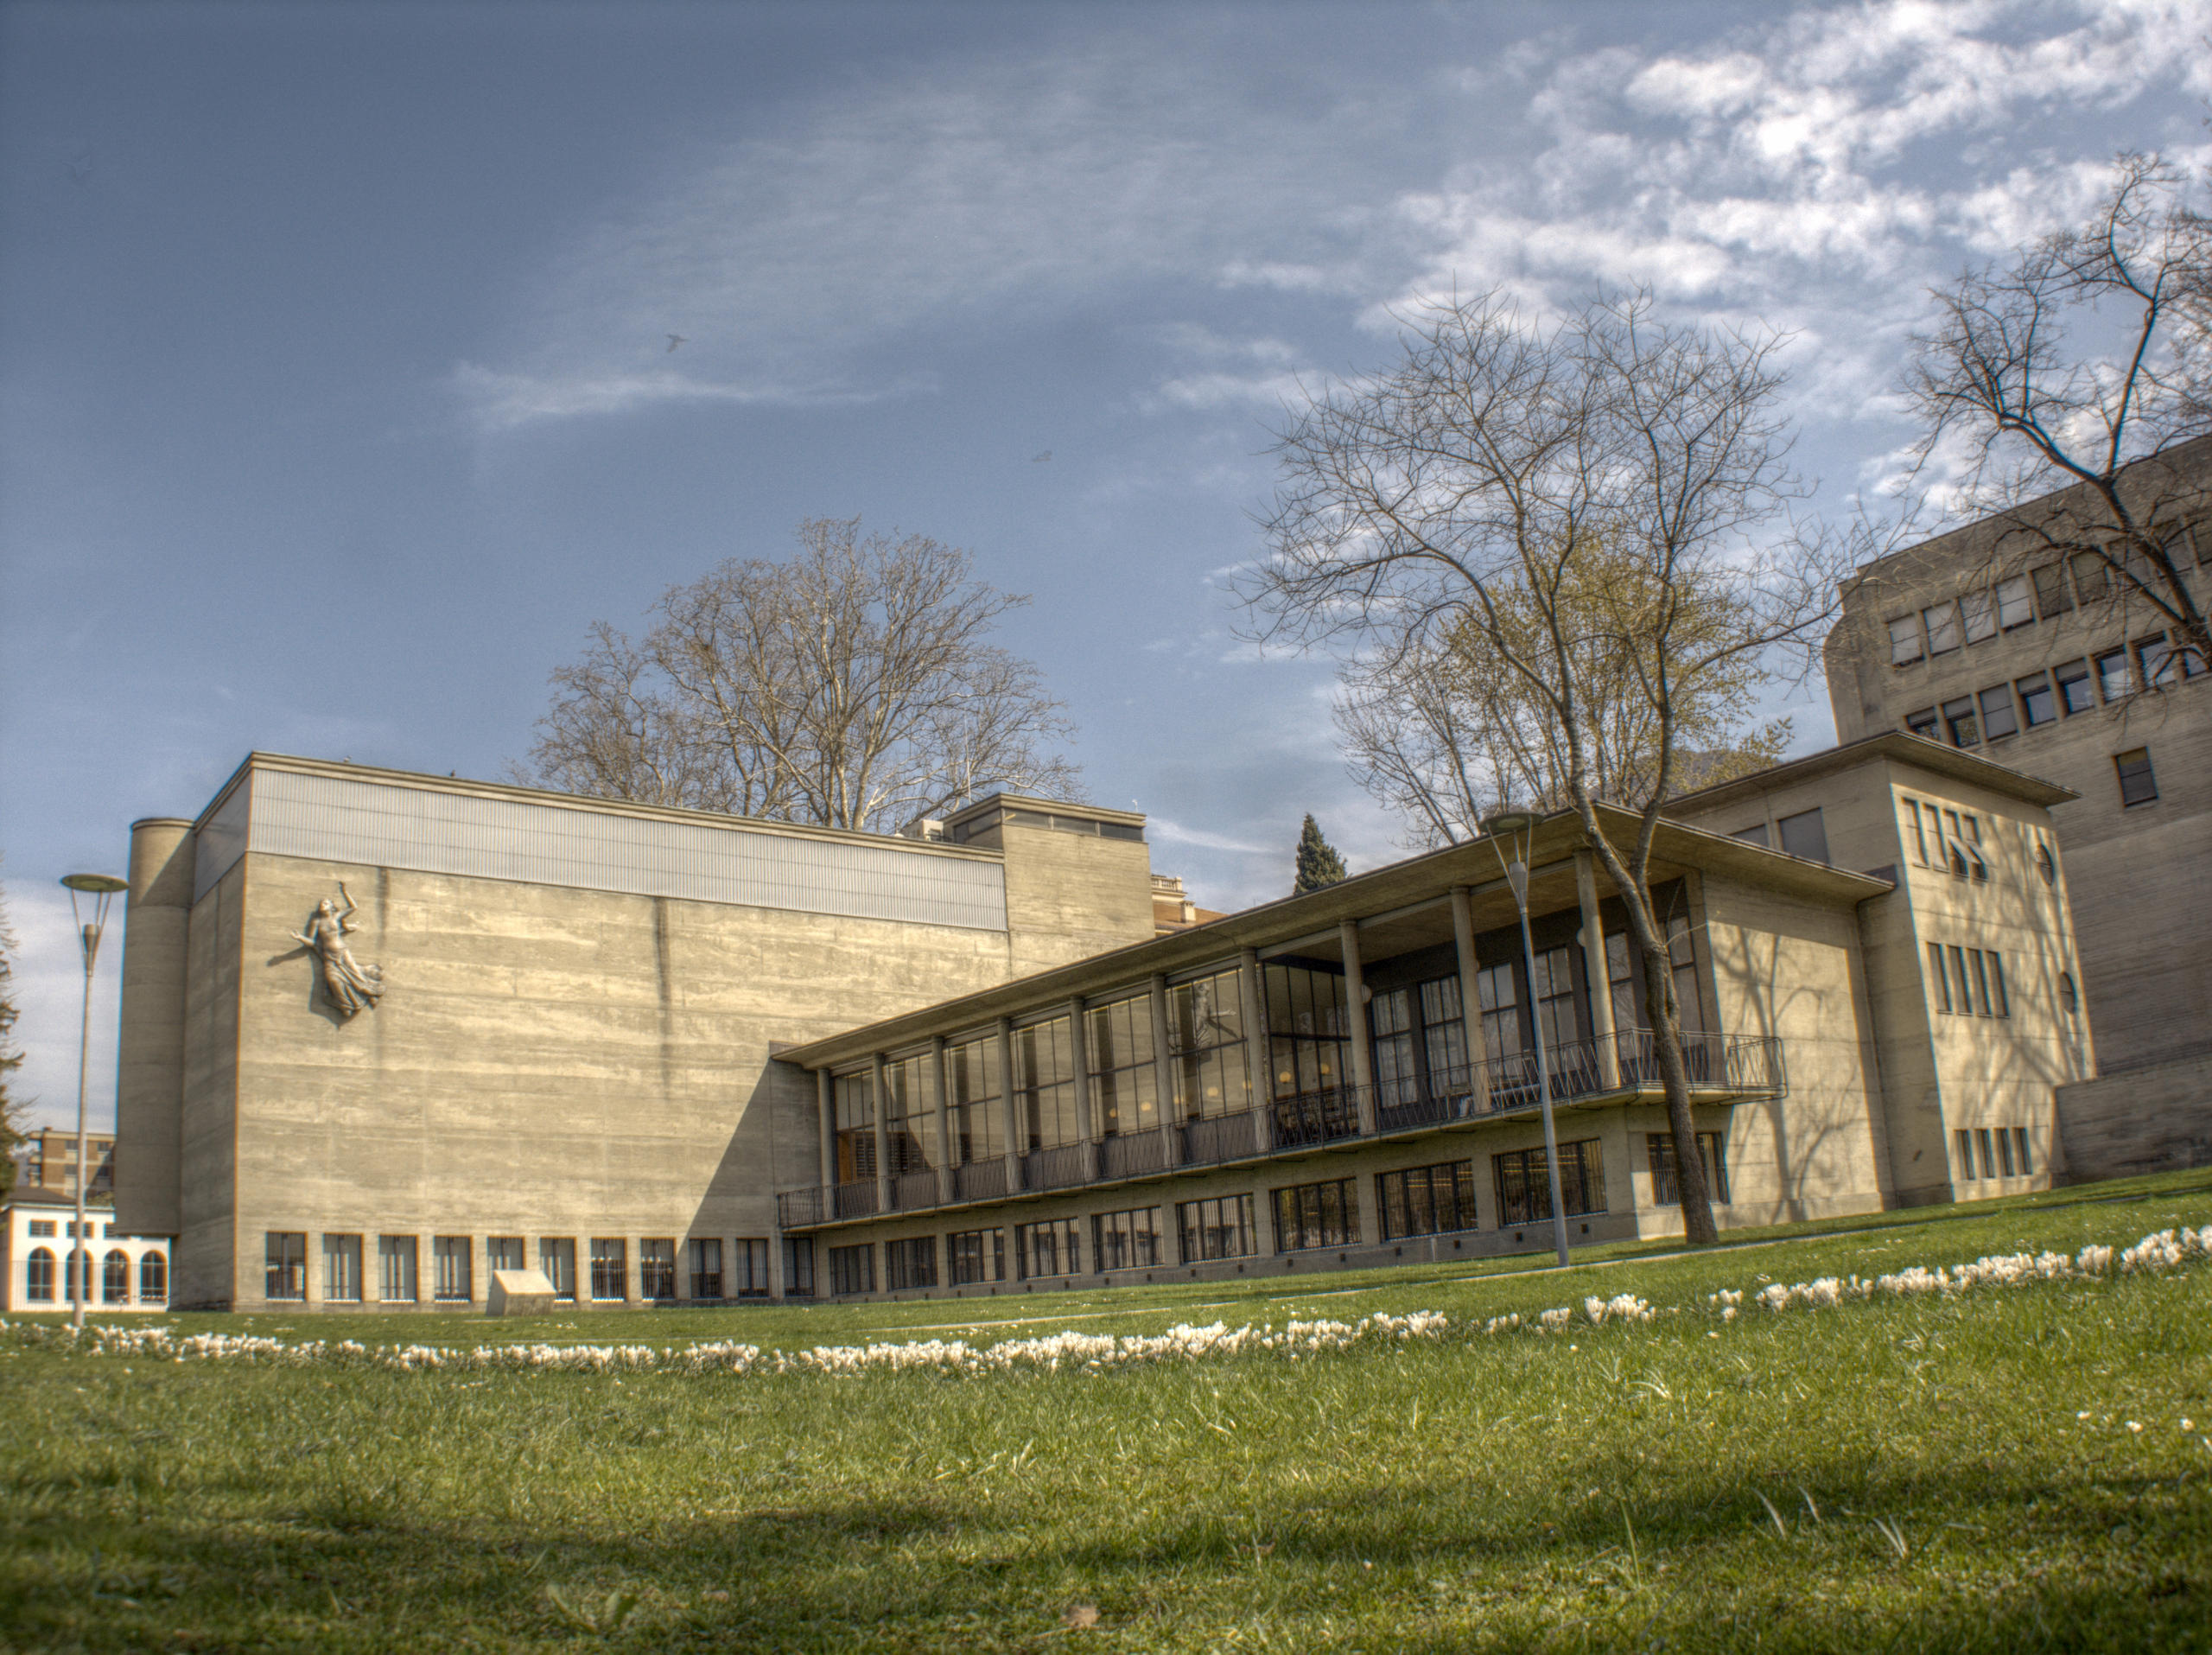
[1482,810,1536,841]
[60,874,127,894]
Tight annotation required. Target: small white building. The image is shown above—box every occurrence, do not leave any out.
[1,1191,171,1313]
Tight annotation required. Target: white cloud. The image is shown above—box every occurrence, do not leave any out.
[1146,817,1271,855]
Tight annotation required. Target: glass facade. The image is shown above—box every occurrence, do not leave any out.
[1086,994,1160,1136]
[1178,1194,1257,1262]
[1494,1139,1607,1226]
[1014,1016,1081,1151]
[1271,1180,1358,1251]
[1378,1160,1479,1239]
[832,1070,876,1184]
[885,1236,937,1290]
[1015,1216,1081,1278]
[946,1034,1004,1163]
[1167,969,1249,1120]
[1092,1206,1164,1270]
[1265,964,1349,1098]
[881,1054,932,1174]
[948,1227,1005,1285]
[829,1243,874,1295]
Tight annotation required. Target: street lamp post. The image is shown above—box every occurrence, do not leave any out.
[1482,812,1571,1270]
[60,873,127,1331]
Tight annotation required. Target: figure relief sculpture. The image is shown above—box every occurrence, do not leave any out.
[293,883,385,1016]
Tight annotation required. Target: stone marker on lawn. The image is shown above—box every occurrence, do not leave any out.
[488,1268,556,1316]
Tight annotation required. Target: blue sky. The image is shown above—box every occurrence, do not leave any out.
[3,0,2207,1129]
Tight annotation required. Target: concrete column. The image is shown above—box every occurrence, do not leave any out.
[1066,997,1097,1180]
[1451,886,1492,1112]
[997,1018,1023,1191]
[817,1068,835,1195]
[1239,948,1273,1150]
[1576,850,1621,1089]
[1149,973,1180,1166]
[303,1231,322,1308]
[1340,920,1377,1135]
[870,1054,892,1213]
[931,1035,955,1204]
[114,818,194,1238]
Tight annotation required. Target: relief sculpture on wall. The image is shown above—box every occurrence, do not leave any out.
[292,883,384,1016]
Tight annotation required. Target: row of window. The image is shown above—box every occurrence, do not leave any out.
[19,1247,167,1304]
[23,1219,132,1239]
[1727,807,1830,865]
[1905,640,2200,762]
[263,1232,775,1303]
[1956,1126,2035,1181]
[1885,528,2209,668]
[1927,944,2011,1019]
[823,1134,1731,1292]
[1899,799,1992,881]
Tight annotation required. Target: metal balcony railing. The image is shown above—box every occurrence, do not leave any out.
[776,1029,1783,1229]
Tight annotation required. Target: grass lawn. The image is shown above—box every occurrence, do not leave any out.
[4,1172,2209,1652]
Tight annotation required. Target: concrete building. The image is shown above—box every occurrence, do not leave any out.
[1,1192,169,1313]
[108,735,2089,1308]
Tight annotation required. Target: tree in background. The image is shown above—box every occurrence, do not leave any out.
[0,859,29,1192]
[524,519,1079,834]
[1292,815,1349,894]
[1247,289,1866,1246]
[1904,153,2211,669]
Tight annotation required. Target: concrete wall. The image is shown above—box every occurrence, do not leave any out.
[2056,1053,2212,1181]
[997,822,1157,975]
[112,819,194,1238]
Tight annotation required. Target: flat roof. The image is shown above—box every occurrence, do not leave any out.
[1664,729,2076,817]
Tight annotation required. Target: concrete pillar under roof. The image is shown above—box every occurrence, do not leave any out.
[931,1035,954,1204]
[1451,886,1491,1113]
[870,1054,892,1213]
[1149,973,1180,1167]
[996,1018,1023,1191]
[1239,948,1273,1150]
[1340,920,1377,1135]
[1576,850,1621,1089]
[816,1068,834,1195]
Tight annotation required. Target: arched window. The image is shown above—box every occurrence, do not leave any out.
[104,1250,130,1303]
[139,1251,167,1303]
[25,1247,54,1302]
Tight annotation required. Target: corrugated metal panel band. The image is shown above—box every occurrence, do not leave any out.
[201,769,1009,931]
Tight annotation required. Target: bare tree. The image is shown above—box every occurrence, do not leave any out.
[525,519,1079,834]
[1247,289,1862,1246]
[0,858,29,1191]
[1904,153,2212,668]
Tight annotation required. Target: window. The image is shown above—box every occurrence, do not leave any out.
[687,1238,722,1300]
[1986,952,2010,1017]
[1947,946,1974,1016]
[1477,960,1522,1057]
[434,1236,474,1302]
[103,1250,130,1303]
[2054,658,2094,715]
[2036,839,2057,886]
[782,1238,815,1298]
[1531,945,1580,1053]
[1903,799,1929,865]
[323,1234,363,1302]
[1014,1016,1081,1152]
[480,1237,521,1275]
[1605,933,1637,1041]
[1378,1161,1479,1239]
[24,1247,53,1302]
[1167,969,1251,1121]
[2031,562,2073,617]
[948,1227,1006,1285]
[885,1236,937,1291]
[1266,964,1351,1100]
[1996,1127,2015,1177]
[1887,614,1923,665]
[1942,697,1980,748]
[1958,813,1987,881]
[1093,1206,1164,1270]
[1968,951,1993,1017]
[1665,915,1706,1029]
[538,1238,575,1301]
[1494,1139,1607,1226]
[138,1251,166,1303]
[2070,551,2110,601]
[1976,1129,1997,1181]
[2136,632,2178,688]
[1923,601,1961,653]
[1647,1133,1731,1206]
[1993,576,2034,630]
[1955,1129,1975,1181]
[1977,684,2018,740]
[639,1238,676,1301]
[2114,748,2158,806]
[832,1069,876,1185]
[379,1235,418,1302]
[1730,823,1770,847]
[265,1232,307,1302]
[828,1243,874,1296]
[880,1054,931,1177]
[28,1219,54,1238]
[2060,971,2079,1015]
[1417,977,1470,1098]
[1178,1194,1257,1262]
[1087,994,1160,1137]
[2095,647,2132,703]
[1015,1217,1082,1279]
[945,1034,1004,1164]
[1960,589,1997,644]
[2013,1128,2034,1176]
[1927,942,1952,1014]
[1370,986,1421,1108]
[1777,808,1829,864]
[589,1238,627,1301]
[733,1238,771,1297]
[1271,1180,1359,1252]
[2016,672,2055,728]
[1904,707,1940,739]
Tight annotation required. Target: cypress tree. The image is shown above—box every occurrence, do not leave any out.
[1292,814,1349,894]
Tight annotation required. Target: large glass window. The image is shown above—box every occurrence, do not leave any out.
[2017,672,2055,727]
[538,1238,575,1301]
[948,1227,1005,1285]
[1493,1139,1607,1226]
[1015,1217,1081,1278]
[782,1238,815,1298]
[1092,1206,1164,1270]
[322,1233,363,1302]
[832,1070,876,1184]
[2054,658,2095,715]
[433,1236,473,1302]
[1960,589,1997,643]
[589,1238,627,1301]
[1378,1161,1479,1239]
[1370,987,1420,1106]
[880,1054,932,1174]
[1647,1132,1731,1205]
[1271,1180,1359,1251]
[1532,945,1580,1051]
[1977,684,2018,740]
[2031,562,2073,617]
[1014,1017,1081,1150]
[103,1250,130,1303]
[486,1237,524,1275]
[1478,960,1523,1056]
[1777,807,1831,863]
[690,1238,722,1301]
[1265,964,1349,1098]
[1923,601,1961,653]
[2115,747,2158,806]
[378,1236,417,1302]
[1086,995,1160,1136]
[828,1244,874,1295]
[945,1034,1004,1163]
[639,1238,676,1301]
[1942,696,1980,747]
[24,1248,53,1302]
[265,1232,306,1302]
[2095,647,2133,703]
[1887,614,1923,665]
[1993,576,2034,629]
[138,1251,166,1303]
[885,1237,937,1291]
[734,1238,771,1297]
[1178,1194,1257,1263]
[1167,970,1250,1121]
[1419,977,1470,1094]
